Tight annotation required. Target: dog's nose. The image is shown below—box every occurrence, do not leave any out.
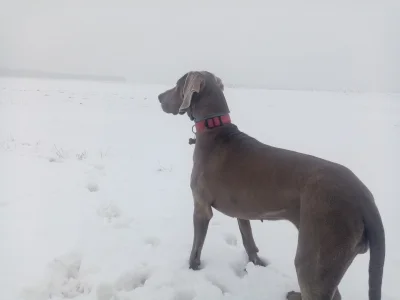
[158,94,163,103]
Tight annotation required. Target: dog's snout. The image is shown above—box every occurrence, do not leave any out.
[158,93,169,104]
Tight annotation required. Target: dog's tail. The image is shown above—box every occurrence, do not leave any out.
[363,198,385,300]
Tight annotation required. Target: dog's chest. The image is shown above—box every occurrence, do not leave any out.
[191,154,293,220]
[193,169,276,216]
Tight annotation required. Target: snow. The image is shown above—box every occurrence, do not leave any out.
[0,77,399,300]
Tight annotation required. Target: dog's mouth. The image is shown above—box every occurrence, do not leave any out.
[163,107,178,116]
[160,102,182,116]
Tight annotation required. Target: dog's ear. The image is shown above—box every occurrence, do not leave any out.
[179,72,204,114]
[213,75,224,91]
[199,71,224,91]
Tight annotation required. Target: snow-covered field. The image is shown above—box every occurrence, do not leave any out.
[0,77,399,300]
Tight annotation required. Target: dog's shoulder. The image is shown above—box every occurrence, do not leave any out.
[214,125,268,149]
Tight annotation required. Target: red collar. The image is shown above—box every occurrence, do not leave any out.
[194,114,231,133]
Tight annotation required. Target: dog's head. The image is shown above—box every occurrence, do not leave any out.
[157,71,225,119]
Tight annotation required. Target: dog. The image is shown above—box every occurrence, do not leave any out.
[157,71,385,300]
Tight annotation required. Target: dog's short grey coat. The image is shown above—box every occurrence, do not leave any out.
[157,71,385,300]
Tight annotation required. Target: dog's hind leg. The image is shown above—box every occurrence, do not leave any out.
[189,199,213,270]
[287,206,358,300]
[237,219,267,267]
[286,233,354,300]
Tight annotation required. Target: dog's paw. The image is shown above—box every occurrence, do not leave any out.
[287,291,302,300]
[188,259,201,271]
[249,254,268,267]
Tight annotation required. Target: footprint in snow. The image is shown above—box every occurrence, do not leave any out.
[230,252,270,279]
[144,236,160,247]
[92,164,105,171]
[114,268,151,291]
[224,233,238,246]
[230,260,248,278]
[205,274,230,295]
[48,157,63,163]
[96,203,121,221]
[21,252,91,299]
[87,182,100,192]
[96,283,116,300]
[173,288,196,300]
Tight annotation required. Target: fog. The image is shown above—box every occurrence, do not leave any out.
[1,0,399,92]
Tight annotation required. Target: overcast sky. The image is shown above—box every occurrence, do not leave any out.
[1,0,399,92]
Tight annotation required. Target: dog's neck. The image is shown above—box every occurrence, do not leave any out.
[194,114,231,133]
[188,113,231,145]
[186,89,231,145]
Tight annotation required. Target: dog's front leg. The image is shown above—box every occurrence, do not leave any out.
[237,219,267,267]
[189,200,213,270]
